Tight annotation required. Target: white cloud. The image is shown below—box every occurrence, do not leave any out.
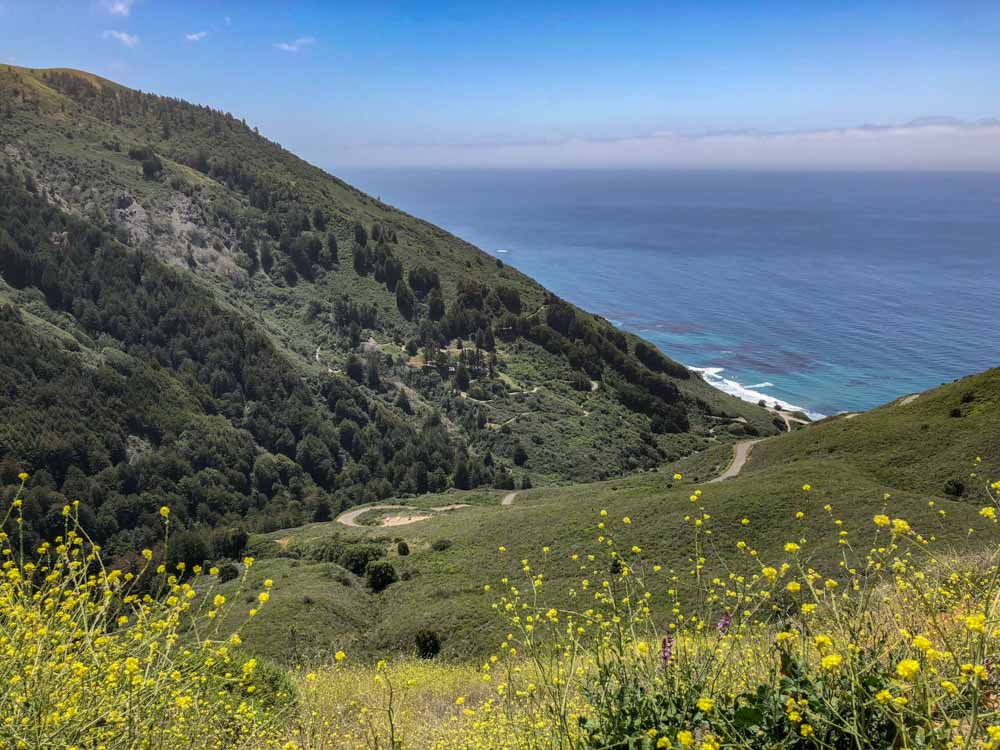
[330,118,1000,170]
[185,31,208,42]
[99,0,135,16]
[273,37,315,53]
[224,16,231,27]
[102,30,139,48]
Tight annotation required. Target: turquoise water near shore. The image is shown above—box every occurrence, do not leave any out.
[339,168,1000,416]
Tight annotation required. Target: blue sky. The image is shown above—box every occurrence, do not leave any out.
[3,1,1000,168]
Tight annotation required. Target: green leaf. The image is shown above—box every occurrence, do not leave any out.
[733,707,764,728]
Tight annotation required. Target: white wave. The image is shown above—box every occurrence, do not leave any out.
[690,366,826,421]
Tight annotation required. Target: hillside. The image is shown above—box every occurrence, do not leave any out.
[0,65,777,561]
[224,368,1000,662]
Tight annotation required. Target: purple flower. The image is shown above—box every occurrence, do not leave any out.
[717,612,732,634]
[659,635,674,670]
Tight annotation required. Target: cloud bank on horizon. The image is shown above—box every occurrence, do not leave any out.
[2,1,998,171]
[329,119,1000,170]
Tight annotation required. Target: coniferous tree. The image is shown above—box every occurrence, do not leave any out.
[454,364,470,392]
[312,207,327,231]
[322,233,338,267]
[428,288,445,321]
[354,221,368,247]
[395,280,415,320]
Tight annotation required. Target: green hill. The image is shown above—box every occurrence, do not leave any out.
[0,65,775,562]
[224,369,999,662]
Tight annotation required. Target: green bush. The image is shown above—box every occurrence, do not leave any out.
[414,629,441,659]
[430,539,452,552]
[944,478,966,497]
[338,543,385,576]
[366,560,398,592]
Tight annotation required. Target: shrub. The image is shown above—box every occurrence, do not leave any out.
[216,562,240,583]
[494,470,516,490]
[338,543,385,576]
[944,477,966,497]
[397,541,410,556]
[513,443,528,466]
[430,539,453,552]
[414,629,441,659]
[141,156,163,179]
[366,560,398,592]
[571,371,592,392]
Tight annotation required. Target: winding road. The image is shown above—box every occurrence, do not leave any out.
[336,504,416,528]
[767,408,810,432]
[709,439,761,483]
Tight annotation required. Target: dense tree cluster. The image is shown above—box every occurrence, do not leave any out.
[0,173,477,560]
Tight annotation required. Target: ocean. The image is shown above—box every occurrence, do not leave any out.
[338,168,1000,417]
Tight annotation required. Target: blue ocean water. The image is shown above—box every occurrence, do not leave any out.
[339,168,1000,417]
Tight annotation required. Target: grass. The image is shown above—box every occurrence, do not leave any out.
[213,557,373,664]
[7,462,999,749]
[746,367,1000,501]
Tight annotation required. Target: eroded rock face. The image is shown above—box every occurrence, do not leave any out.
[112,192,151,246]
[106,190,247,283]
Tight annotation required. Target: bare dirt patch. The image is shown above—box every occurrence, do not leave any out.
[381,513,433,527]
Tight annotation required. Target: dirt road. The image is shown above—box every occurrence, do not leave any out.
[709,439,762,483]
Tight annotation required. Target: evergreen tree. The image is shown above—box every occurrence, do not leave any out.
[353,221,368,247]
[395,280,415,319]
[454,363,470,391]
[322,233,338,267]
[428,288,445,321]
[312,207,327,231]
[346,355,364,383]
[453,459,471,490]
[513,442,528,466]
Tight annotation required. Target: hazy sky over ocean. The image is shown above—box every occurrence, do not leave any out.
[3,1,999,169]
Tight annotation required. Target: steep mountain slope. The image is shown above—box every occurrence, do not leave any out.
[0,65,776,557]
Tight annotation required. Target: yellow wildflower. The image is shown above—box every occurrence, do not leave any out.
[896,659,920,680]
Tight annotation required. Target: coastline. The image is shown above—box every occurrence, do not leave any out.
[691,366,827,421]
